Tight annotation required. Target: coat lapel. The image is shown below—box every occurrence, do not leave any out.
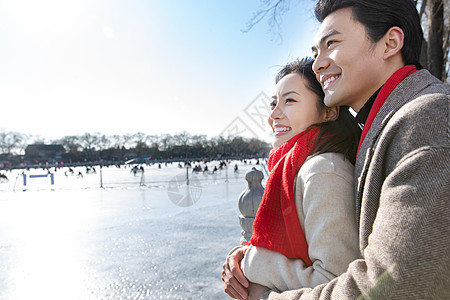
[354,69,438,225]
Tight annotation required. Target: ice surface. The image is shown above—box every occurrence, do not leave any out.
[0,161,267,299]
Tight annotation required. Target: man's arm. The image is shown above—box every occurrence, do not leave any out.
[259,139,450,299]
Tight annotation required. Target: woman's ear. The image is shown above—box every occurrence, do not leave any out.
[323,106,339,122]
[383,26,404,60]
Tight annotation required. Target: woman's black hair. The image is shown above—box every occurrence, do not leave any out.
[276,57,361,164]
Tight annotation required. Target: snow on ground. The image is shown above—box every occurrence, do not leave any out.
[0,160,267,299]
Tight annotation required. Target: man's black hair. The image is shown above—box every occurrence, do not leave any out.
[315,0,423,68]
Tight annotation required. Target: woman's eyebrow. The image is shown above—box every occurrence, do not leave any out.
[281,91,301,98]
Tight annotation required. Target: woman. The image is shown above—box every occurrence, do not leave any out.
[222,58,361,299]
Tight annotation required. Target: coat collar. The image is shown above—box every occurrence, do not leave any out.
[354,69,440,221]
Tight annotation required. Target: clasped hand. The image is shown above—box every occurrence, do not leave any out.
[221,247,269,300]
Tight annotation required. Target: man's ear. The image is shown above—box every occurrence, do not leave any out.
[383,26,404,60]
[323,106,339,122]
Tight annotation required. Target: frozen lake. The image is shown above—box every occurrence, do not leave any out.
[0,161,268,299]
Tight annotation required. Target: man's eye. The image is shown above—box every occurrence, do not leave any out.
[327,40,336,48]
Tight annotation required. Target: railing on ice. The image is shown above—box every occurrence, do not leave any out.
[238,167,264,245]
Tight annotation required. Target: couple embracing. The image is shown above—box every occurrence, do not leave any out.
[222,0,450,299]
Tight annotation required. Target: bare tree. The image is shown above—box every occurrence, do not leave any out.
[132,132,150,158]
[242,0,291,41]
[158,134,173,151]
[420,0,447,80]
[0,130,24,155]
[79,133,98,152]
[96,133,111,151]
[110,134,125,149]
[173,131,191,146]
[121,134,134,149]
[58,135,81,153]
[146,135,161,149]
[16,133,34,155]
[107,134,134,161]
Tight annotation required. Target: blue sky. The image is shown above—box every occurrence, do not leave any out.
[0,0,320,142]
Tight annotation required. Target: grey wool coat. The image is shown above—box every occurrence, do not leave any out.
[262,69,450,299]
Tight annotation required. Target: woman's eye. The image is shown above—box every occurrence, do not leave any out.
[269,101,276,109]
[285,98,295,103]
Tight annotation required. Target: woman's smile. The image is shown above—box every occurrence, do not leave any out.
[273,125,292,136]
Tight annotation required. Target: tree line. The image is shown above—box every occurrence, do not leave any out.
[0,130,271,167]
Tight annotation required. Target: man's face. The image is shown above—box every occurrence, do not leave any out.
[312,8,386,112]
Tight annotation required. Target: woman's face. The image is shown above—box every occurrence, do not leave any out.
[269,73,327,148]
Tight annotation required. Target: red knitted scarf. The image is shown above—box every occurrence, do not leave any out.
[357,65,417,153]
[249,127,320,265]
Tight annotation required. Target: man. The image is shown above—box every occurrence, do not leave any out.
[222,0,450,299]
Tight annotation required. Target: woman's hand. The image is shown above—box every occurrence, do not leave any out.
[222,247,249,299]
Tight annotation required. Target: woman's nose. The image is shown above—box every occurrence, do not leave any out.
[270,104,283,120]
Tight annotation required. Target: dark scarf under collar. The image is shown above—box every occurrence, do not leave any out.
[357,65,417,154]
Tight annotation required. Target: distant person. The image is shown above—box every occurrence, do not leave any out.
[220,161,227,169]
[223,0,450,299]
[222,57,361,297]
[131,165,138,175]
[0,172,8,182]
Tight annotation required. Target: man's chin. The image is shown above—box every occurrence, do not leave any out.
[324,92,338,108]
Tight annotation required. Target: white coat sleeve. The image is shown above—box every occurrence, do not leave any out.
[241,153,360,291]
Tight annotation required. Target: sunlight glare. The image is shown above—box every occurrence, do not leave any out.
[5,193,99,299]
[103,26,116,39]
[3,0,87,37]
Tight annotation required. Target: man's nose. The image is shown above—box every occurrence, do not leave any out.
[312,52,329,75]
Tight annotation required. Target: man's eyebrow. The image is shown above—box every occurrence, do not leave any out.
[312,29,341,52]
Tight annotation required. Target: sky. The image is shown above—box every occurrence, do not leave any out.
[0,0,320,142]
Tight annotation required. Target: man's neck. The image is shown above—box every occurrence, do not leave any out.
[355,87,382,128]
[351,60,406,113]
